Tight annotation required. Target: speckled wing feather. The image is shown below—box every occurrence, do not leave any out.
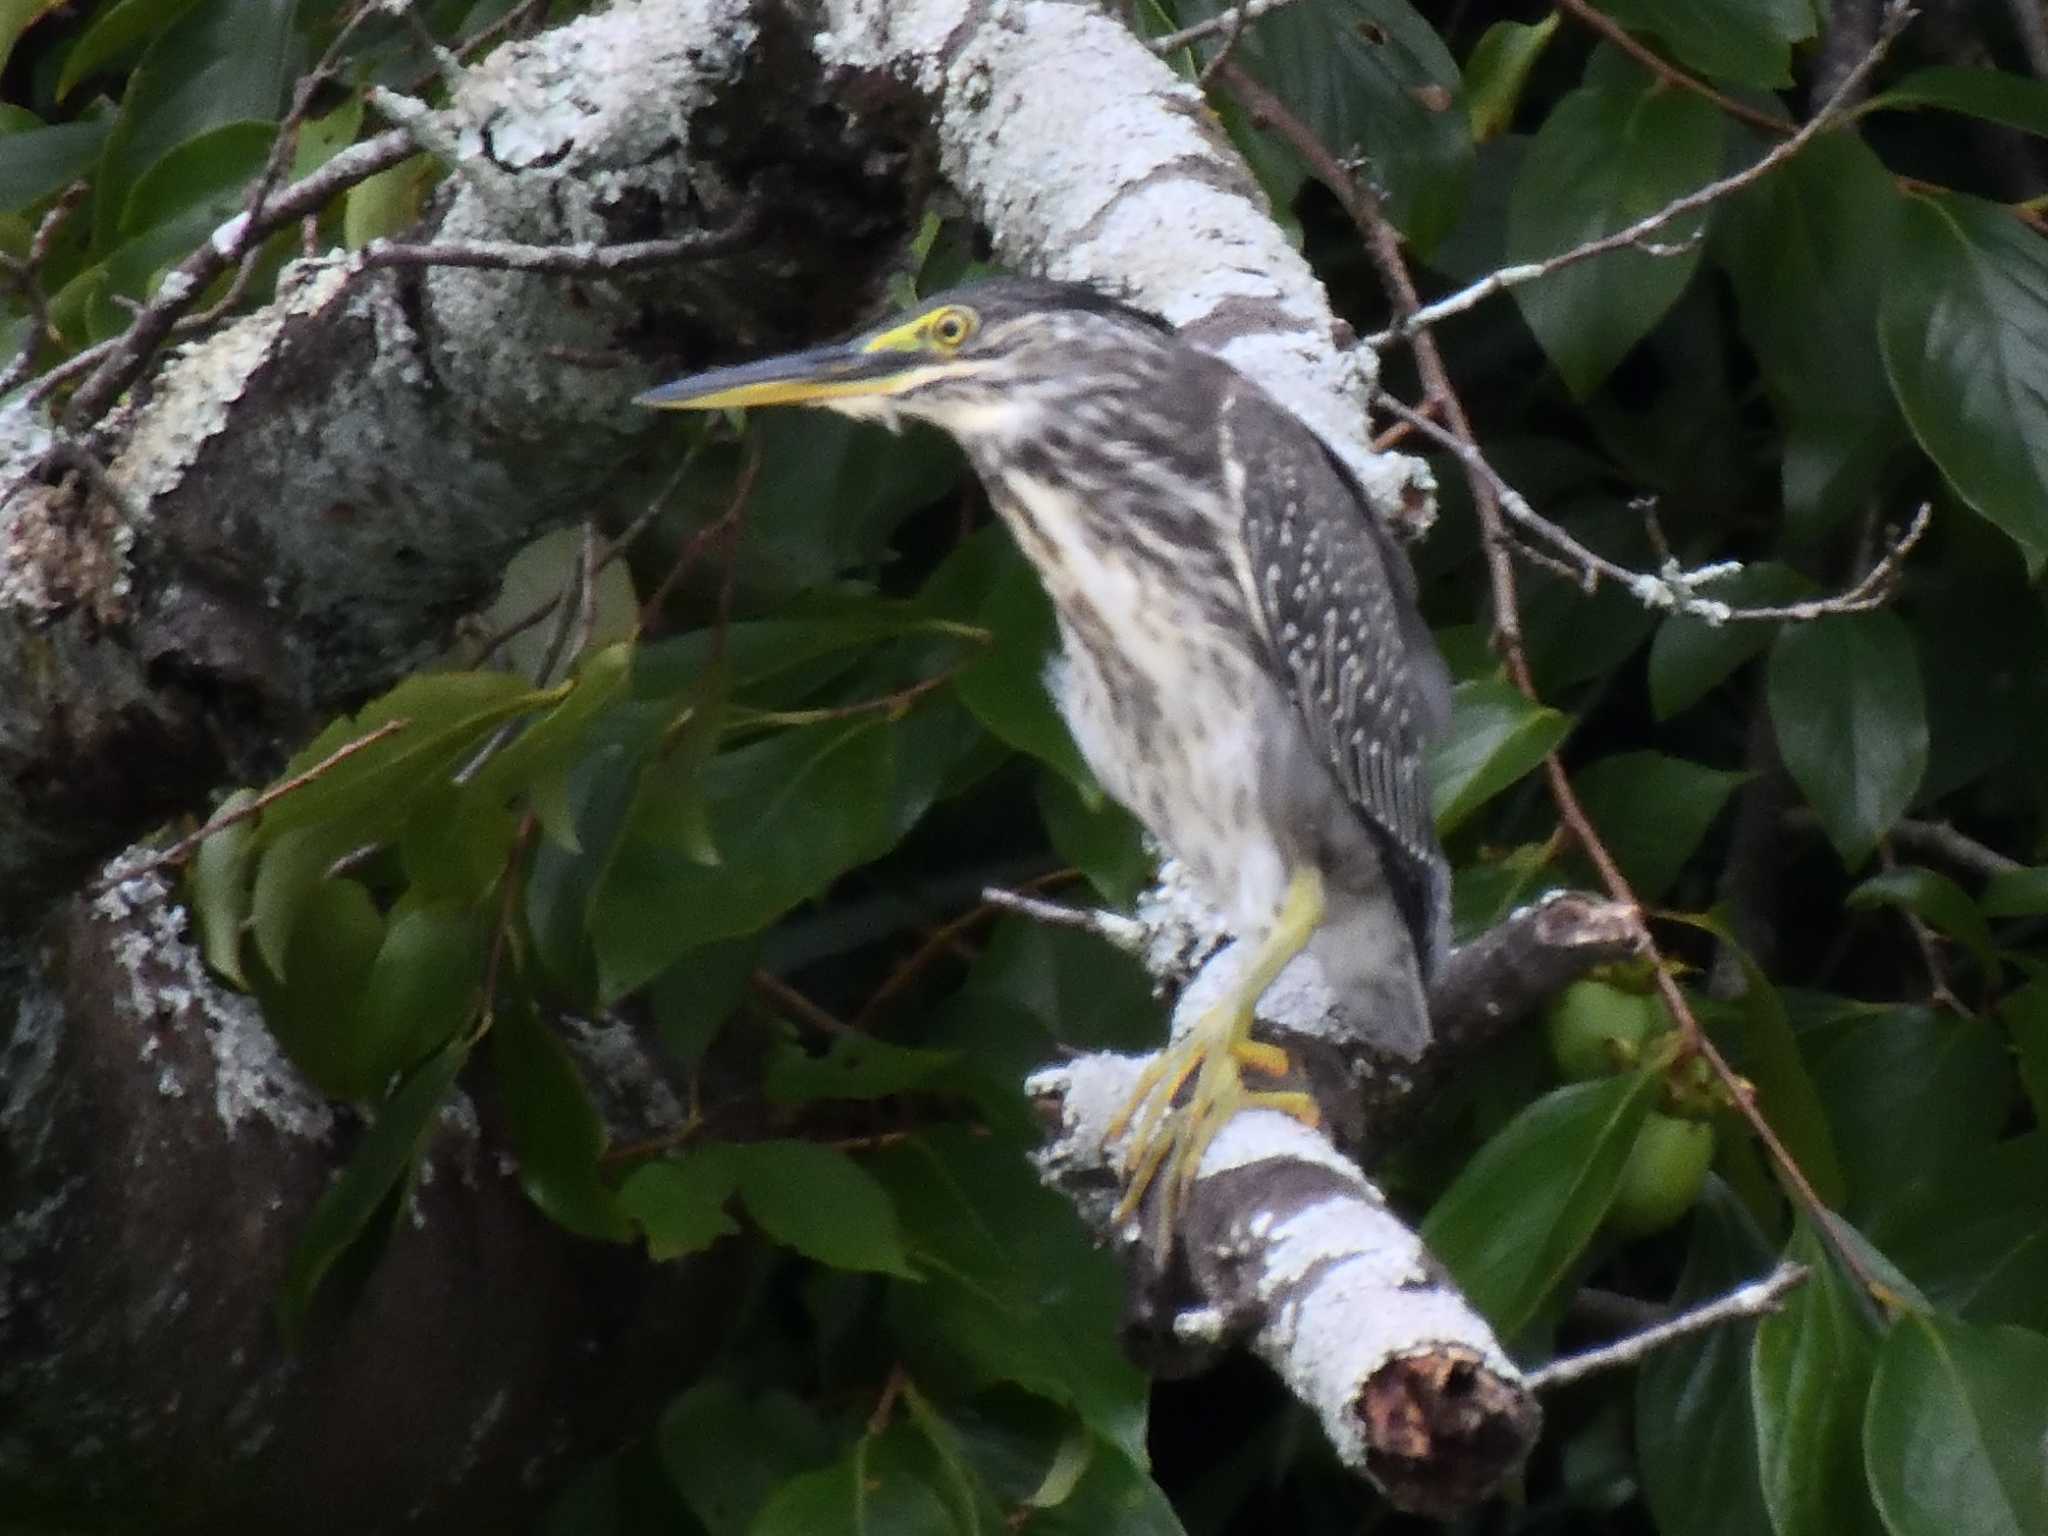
[1218,384,1452,969]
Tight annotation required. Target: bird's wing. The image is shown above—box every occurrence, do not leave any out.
[1217,383,1452,968]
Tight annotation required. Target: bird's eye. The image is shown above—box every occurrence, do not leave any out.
[929,307,974,349]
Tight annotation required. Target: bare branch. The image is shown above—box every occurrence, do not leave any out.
[1527,1263,1809,1391]
[1365,1,1916,350]
[359,209,763,276]
[1379,396,1930,624]
[979,886,1148,952]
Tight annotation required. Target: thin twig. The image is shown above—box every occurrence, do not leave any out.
[1878,818,2023,880]
[359,208,762,277]
[1553,0,1793,135]
[750,970,859,1037]
[638,440,761,629]
[1526,1263,1808,1391]
[852,868,1089,1031]
[1364,1,1916,350]
[1877,840,1964,1012]
[1147,0,1303,56]
[978,886,1147,952]
[1380,398,1931,622]
[115,717,411,883]
[54,128,417,423]
[0,182,89,397]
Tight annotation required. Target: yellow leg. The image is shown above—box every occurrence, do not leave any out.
[1106,868,1329,1244]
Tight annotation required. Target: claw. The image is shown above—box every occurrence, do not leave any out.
[1103,868,1331,1248]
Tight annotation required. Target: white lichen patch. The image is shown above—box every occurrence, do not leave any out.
[90,851,334,1143]
[108,260,353,513]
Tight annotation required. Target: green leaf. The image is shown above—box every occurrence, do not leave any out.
[1877,1134,2048,1333]
[1428,675,1571,833]
[1768,613,1927,868]
[342,153,430,248]
[1637,1181,1776,1536]
[1999,985,2048,1126]
[491,996,631,1240]
[591,718,897,1001]
[189,789,258,988]
[94,0,302,252]
[1865,65,2048,139]
[750,1431,956,1536]
[872,1130,1147,1463]
[952,548,1089,791]
[728,1140,915,1277]
[1591,0,1814,89]
[466,641,635,813]
[248,822,355,980]
[1715,130,1905,532]
[1982,865,2048,917]
[1035,770,1149,910]
[1847,865,2000,985]
[1422,1071,1659,1336]
[658,1381,835,1536]
[1241,0,1472,253]
[763,1033,957,1106]
[1647,565,1815,719]
[251,876,388,1099]
[255,670,547,848]
[1880,191,2048,567]
[118,117,270,237]
[1753,1222,1888,1536]
[353,900,486,1090]
[1808,1007,2010,1222]
[1864,1314,2048,1536]
[1569,751,1747,901]
[278,1039,468,1339]
[618,1152,740,1261]
[0,120,110,216]
[1508,53,1725,396]
[57,0,207,101]
[1465,15,1559,141]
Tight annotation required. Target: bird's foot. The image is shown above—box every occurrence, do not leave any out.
[1106,1017,1320,1247]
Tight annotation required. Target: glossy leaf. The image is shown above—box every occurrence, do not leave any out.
[1242,0,1472,253]
[248,822,356,980]
[1880,191,2048,566]
[763,1033,957,1106]
[1428,676,1571,833]
[1767,612,1927,868]
[1508,52,1725,396]
[1569,750,1747,901]
[1878,1133,2048,1333]
[56,0,207,100]
[492,997,631,1241]
[277,1039,468,1339]
[618,1152,740,1262]
[1865,65,2048,138]
[952,548,1089,791]
[1592,0,1812,88]
[1716,134,1903,532]
[728,1140,914,1277]
[1465,15,1558,141]
[1847,865,2000,985]
[353,900,485,1092]
[1422,1071,1659,1336]
[1753,1222,1887,1536]
[591,718,896,1001]
[1999,985,2048,1126]
[872,1130,1147,1463]
[0,120,110,214]
[1648,566,1815,719]
[189,789,258,988]
[251,875,387,1099]
[1981,865,2048,918]
[658,1380,834,1536]
[1864,1314,2048,1536]
[118,117,269,237]
[1637,1181,1776,1536]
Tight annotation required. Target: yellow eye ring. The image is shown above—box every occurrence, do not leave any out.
[930,307,974,348]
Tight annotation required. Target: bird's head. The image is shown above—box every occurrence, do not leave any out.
[635,278,1172,440]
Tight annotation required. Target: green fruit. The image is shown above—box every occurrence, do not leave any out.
[1607,1113,1715,1237]
[1545,980,1661,1080]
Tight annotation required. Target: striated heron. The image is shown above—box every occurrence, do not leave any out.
[638,278,1451,1236]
